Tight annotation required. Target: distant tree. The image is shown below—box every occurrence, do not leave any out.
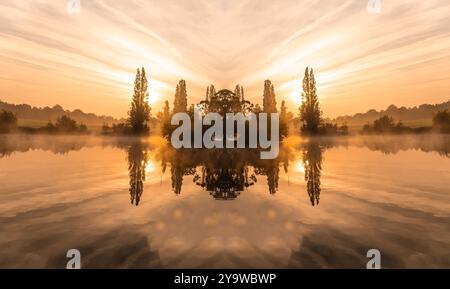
[339,123,349,135]
[373,115,395,132]
[112,123,131,135]
[44,122,56,133]
[173,80,188,113]
[128,67,151,135]
[55,115,78,132]
[101,123,111,135]
[317,121,349,136]
[299,68,322,135]
[0,100,119,127]
[205,84,216,102]
[0,110,18,133]
[361,115,417,134]
[433,110,450,133]
[253,104,262,114]
[205,86,210,102]
[362,123,372,134]
[280,100,289,137]
[235,85,241,100]
[39,115,88,134]
[263,80,277,113]
[320,123,338,135]
[234,84,245,102]
[160,100,172,138]
[78,123,88,133]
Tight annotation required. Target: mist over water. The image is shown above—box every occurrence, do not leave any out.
[0,134,449,268]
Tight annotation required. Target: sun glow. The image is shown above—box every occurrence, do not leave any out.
[146,161,156,173]
[295,161,305,173]
[289,89,303,106]
[1,1,450,119]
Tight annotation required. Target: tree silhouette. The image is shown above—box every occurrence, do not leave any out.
[173,80,188,113]
[234,84,245,102]
[42,115,88,134]
[299,67,322,135]
[128,142,148,206]
[433,110,450,133]
[280,100,290,138]
[263,80,277,113]
[0,110,17,133]
[128,67,151,135]
[303,142,323,206]
[55,115,78,132]
[160,100,171,138]
[205,85,216,102]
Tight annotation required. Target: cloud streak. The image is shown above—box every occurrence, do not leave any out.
[0,0,449,118]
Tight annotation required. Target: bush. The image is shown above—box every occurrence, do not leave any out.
[373,116,395,133]
[362,115,432,135]
[318,122,348,136]
[101,122,132,136]
[41,115,89,134]
[363,116,401,134]
[433,110,450,133]
[0,110,18,133]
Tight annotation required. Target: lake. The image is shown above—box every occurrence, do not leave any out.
[0,134,449,268]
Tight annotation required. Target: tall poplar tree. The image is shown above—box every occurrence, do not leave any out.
[128,67,151,135]
[173,80,188,113]
[160,100,171,138]
[280,100,289,137]
[263,80,277,113]
[299,67,321,135]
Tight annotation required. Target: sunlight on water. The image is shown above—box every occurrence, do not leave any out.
[0,135,449,268]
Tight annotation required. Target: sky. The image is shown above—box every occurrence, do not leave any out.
[0,0,450,119]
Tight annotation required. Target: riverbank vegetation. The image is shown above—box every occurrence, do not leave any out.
[360,110,450,135]
[1,66,450,138]
[0,110,88,134]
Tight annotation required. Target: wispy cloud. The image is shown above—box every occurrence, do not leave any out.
[1,0,449,117]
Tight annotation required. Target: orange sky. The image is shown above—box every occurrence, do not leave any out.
[1,0,450,118]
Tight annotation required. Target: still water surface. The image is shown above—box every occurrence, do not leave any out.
[0,135,449,268]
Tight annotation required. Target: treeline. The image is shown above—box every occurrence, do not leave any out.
[333,101,450,127]
[361,111,450,135]
[0,110,89,134]
[0,67,155,137]
[156,79,293,143]
[3,65,450,138]
[0,67,156,136]
[297,67,450,136]
[0,100,121,127]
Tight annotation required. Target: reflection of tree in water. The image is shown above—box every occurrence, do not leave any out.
[193,152,258,200]
[127,142,148,206]
[254,164,279,195]
[160,86,287,199]
[195,167,248,200]
[162,149,282,200]
[0,135,89,158]
[171,164,195,195]
[170,165,183,195]
[302,142,323,206]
